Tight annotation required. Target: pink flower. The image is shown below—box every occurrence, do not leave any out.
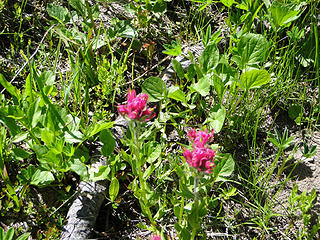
[183,129,216,173]
[117,89,155,122]
[152,235,161,240]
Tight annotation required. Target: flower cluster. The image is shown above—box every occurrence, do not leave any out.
[183,129,215,173]
[151,235,161,240]
[117,89,155,122]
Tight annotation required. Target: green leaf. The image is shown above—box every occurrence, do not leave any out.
[31,169,55,186]
[69,0,86,17]
[99,129,115,157]
[4,227,14,240]
[144,141,161,163]
[89,165,111,182]
[47,4,70,23]
[200,43,219,73]
[70,158,88,180]
[0,74,21,102]
[84,121,114,139]
[269,1,304,30]
[220,0,235,7]
[142,77,166,102]
[192,75,211,96]
[172,59,185,80]
[109,177,119,202]
[288,104,302,120]
[27,98,42,128]
[213,153,234,182]
[143,164,156,179]
[238,69,271,91]
[12,147,31,161]
[162,40,181,56]
[232,33,269,70]
[168,86,186,103]
[205,104,226,133]
[16,233,31,240]
[39,71,56,86]
[17,165,36,185]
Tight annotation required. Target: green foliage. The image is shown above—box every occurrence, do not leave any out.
[0,227,30,240]
[1,0,320,238]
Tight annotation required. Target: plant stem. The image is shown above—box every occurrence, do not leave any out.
[191,175,199,240]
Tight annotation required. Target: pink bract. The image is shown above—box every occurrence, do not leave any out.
[151,235,161,240]
[117,89,155,122]
[183,129,216,173]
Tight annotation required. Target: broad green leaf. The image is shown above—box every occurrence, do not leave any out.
[0,74,21,102]
[69,0,86,17]
[213,153,235,182]
[85,121,114,139]
[162,40,181,56]
[41,128,55,146]
[64,130,84,143]
[142,77,166,102]
[269,1,305,30]
[109,177,119,202]
[168,86,186,103]
[47,4,70,23]
[172,59,185,80]
[232,33,269,70]
[205,104,226,133]
[192,75,210,96]
[70,158,88,180]
[31,169,55,186]
[200,43,219,73]
[238,69,271,91]
[288,104,302,120]
[12,147,31,161]
[27,98,42,128]
[153,1,167,13]
[39,71,56,86]
[89,165,111,182]
[220,0,235,7]
[100,129,115,157]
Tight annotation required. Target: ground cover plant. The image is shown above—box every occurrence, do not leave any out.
[0,0,320,239]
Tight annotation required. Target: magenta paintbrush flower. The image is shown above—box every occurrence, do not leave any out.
[183,129,215,173]
[151,235,161,240]
[117,89,156,122]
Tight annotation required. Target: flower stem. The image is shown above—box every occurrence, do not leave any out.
[131,121,155,225]
[191,175,199,240]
